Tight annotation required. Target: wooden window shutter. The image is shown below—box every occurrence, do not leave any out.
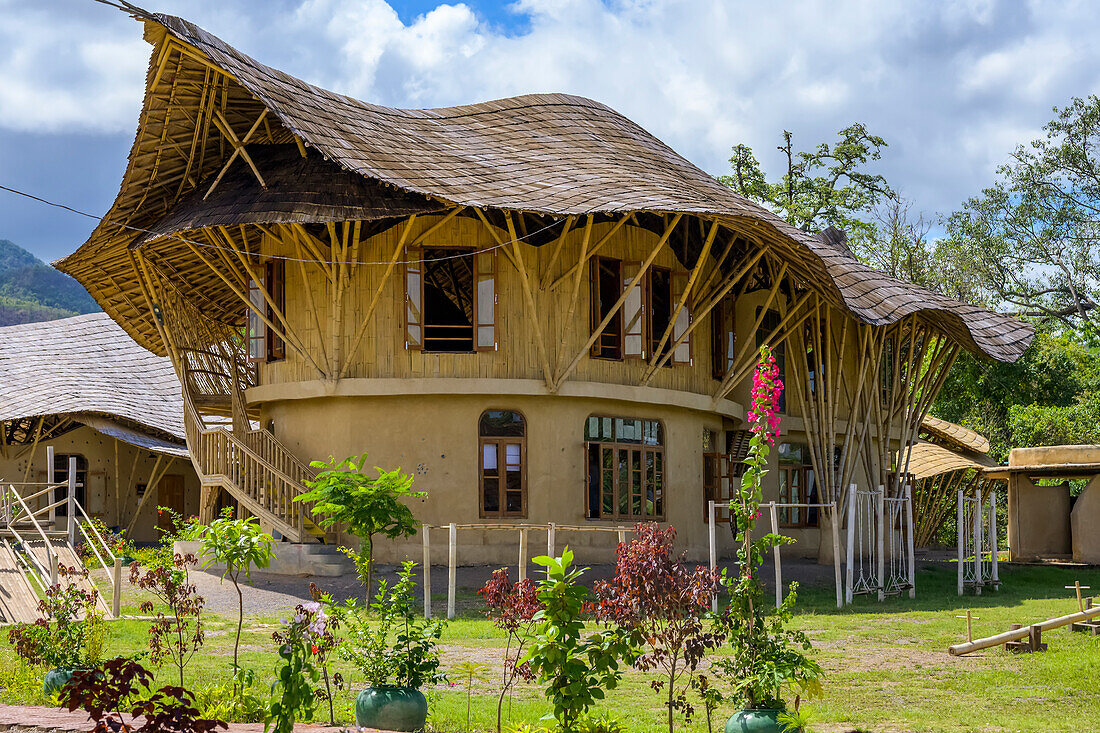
[404,245,424,350]
[671,271,692,365]
[474,250,497,351]
[713,294,735,378]
[247,272,266,362]
[589,258,601,357]
[622,261,645,360]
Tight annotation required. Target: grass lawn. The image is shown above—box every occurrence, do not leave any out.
[1,562,1098,732]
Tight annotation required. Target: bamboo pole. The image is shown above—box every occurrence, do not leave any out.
[422,525,431,618]
[876,486,885,602]
[905,483,916,599]
[539,215,577,290]
[949,604,1100,655]
[547,522,557,558]
[546,214,633,291]
[112,557,123,618]
[553,216,593,375]
[957,490,965,596]
[769,502,782,608]
[846,484,856,604]
[447,523,457,620]
[518,528,528,583]
[831,502,843,609]
[708,500,718,614]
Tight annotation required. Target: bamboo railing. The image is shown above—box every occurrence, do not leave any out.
[184,404,322,542]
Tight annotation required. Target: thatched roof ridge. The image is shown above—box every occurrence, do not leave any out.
[921,415,992,454]
[55,7,1033,363]
[901,440,997,480]
[0,313,185,444]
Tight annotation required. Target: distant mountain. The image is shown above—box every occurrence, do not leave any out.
[0,239,100,326]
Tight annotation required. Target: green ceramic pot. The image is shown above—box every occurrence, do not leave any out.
[725,708,784,733]
[43,667,75,698]
[355,685,427,732]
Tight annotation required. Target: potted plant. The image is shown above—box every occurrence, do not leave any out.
[331,561,445,732]
[717,347,823,733]
[7,564,106,697]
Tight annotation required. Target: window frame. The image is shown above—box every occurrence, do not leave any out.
[420,244,478,354]
[53,453,88,517]
[590,256,625,360]
[777,442,819,528]
[584,415,665,522]
[478,409,527,519]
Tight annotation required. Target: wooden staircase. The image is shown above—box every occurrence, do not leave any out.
[184,404,327,543]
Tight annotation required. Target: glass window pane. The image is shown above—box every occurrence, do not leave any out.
[481,410,525,437]
[602,448,614,515]
[632,450,642,516]
[482,443,498,472]
[618,449,629,516]
[654,451,664,517]
[505,443,522,470]
[483,477,499,513]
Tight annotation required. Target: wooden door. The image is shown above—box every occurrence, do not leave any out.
[157,474,186,532]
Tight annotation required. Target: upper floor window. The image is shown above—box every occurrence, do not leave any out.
[53,453,88,517]
[711,294,736,380]
[248,260,285,362]
[480,410,525,517]
[755,307,786,412]
[590,257,691,364]
[405,245,496,353]
[584,416,664,520]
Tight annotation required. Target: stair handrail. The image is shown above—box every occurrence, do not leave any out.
[244,428,317,486]
[6,483,58,568]
[5,521,50,590]
[70,495,117,601]
[72,496,117,564]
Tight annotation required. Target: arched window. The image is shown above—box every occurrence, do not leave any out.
[479,410,526,518]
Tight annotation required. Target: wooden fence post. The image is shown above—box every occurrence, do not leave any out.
[876,486,885,602]
[708,500,718,614]
[904,483,916,599]
[67,456,77,546]
[547,522,556,558]
[830,501,842,609]
[973,489,983,596]
[518,528,528,583]
[112,557,122,618]
[49,551,58,587]
[845,484,856,604]
[957,490,965,596]
[447,523,456,620]
[46,445,55,524]
[422,525,432,618]
[989,490,999,588]
[769,502,782,608]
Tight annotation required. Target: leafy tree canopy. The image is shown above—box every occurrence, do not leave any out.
[718,124,895,237]
[943,95,1100,339]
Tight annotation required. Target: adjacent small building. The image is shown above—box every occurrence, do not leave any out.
[0,313,198,543]
[988,445,1100,564]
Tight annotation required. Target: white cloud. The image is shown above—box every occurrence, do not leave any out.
[3,0,1100,219]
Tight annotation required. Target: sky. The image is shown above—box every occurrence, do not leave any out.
[2,0,1100,262]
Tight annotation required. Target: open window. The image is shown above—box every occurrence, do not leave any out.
[247,260,286,362]
[480,410,526,517]
[711,294,735,379]
[590,257,623,359]
[591,257,692,364]
[406,246,495,353]
[585,416,664,520]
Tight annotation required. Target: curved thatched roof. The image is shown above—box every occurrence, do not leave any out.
[920,415,992,454]
[55,6,1033,363]
[0,313,185,445]
[901,440,997,480]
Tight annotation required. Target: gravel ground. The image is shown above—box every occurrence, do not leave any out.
[160,555,841,618]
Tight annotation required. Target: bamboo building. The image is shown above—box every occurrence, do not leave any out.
[55,6,1033,563]
[0,313,198,543]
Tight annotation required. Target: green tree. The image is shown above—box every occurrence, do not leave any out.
[199,515,275,676]
[944,96,1100,338]
[719,124,895,237]
[295,454,423,599]
[933,327,1100,460]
